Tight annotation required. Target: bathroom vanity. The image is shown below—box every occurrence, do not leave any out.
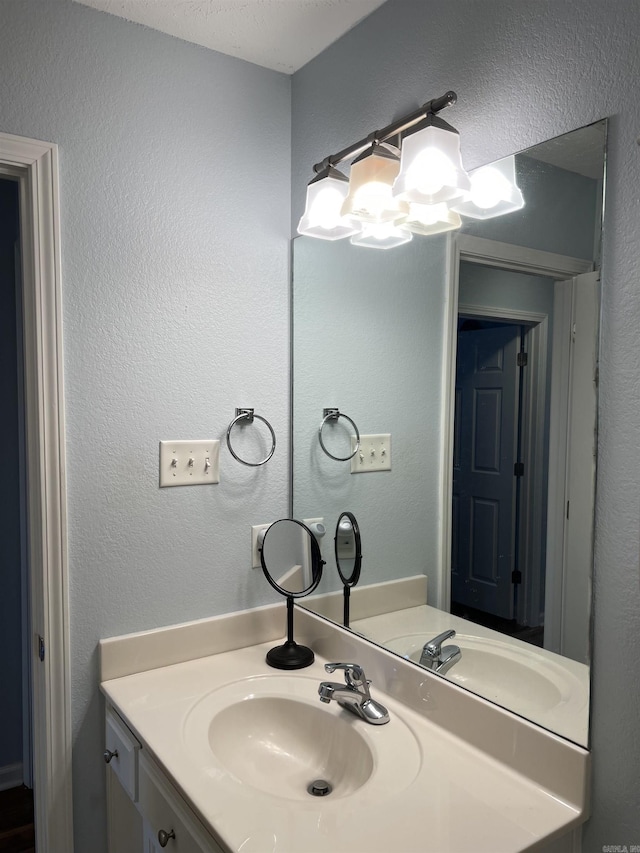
[101,603,589,853]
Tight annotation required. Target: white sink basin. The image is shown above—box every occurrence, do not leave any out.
[182,674,421,803]
[383,633,581,715]
[207,696,373,799]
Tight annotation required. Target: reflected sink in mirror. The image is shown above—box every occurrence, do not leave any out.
[386,634,580,713]
[350,603,589,745]
[182,674,422,803]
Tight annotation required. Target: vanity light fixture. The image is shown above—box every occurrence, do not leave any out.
[340,143,409,225]
[392,114,471,205]
[350,221,412,250]
[299,91,525,248]
[451,154,525,219]
[402,201,462,236]
[297,165,362,240]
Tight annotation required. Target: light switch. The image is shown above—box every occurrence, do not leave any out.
[350,434,391,473]
[159,440,220,487]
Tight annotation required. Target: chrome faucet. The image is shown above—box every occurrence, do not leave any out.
[419,630,461,674]
[318,662,390,725]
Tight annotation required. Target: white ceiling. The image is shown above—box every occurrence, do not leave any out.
[73,0,388,73]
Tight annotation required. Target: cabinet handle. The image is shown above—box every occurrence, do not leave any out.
[103,749,118,764]
[158,828,176,847]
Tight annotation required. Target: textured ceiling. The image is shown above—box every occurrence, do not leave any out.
[526,120,606,179]
[73,0,388,73]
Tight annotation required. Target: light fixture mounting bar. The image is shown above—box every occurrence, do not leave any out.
[313,90,457,173]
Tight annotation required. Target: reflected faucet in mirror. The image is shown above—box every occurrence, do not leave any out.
[419,630,461,674]
[292,120,606,747]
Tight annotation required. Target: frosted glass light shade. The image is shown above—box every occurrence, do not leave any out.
[341,144,409,225]
[403,202,462,236]
[350,222,412,250]
[451,155,525,219]
[393,119,471,205]
[297,167,362,240]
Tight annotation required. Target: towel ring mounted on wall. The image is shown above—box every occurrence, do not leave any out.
[226,408,276,467]
[318,408,361,461]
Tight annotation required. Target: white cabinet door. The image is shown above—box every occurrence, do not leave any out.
[138,752,226,853]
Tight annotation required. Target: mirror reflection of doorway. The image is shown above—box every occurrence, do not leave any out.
[452,320,526,622]
[450,262,555,647]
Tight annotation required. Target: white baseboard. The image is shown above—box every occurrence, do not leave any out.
[0,761,23,791]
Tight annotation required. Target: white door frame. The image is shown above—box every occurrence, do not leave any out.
[545,272,599,662]
[0,132,73,852]
[439,233,592,613]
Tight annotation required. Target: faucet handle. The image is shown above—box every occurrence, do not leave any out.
[324,662,366,688]
[423,629,456,658]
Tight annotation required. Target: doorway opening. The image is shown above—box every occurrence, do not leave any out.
[442,237,598,665]
[0,131,73,852]
[451,315,544,646]
[0,176,35,847]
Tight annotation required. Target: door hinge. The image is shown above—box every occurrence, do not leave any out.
[38,636,45,662]
[514,461,524,477]
[517,352,528,367]
[511,570,522,584]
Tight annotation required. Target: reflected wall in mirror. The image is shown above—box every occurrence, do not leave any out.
[292,121,606,747]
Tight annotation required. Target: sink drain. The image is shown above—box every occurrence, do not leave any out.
[307,779,332,797]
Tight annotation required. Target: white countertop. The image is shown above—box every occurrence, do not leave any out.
[102,635,586,853]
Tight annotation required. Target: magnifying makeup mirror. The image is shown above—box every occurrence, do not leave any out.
[260,518,324,669]
[334,512,362,628]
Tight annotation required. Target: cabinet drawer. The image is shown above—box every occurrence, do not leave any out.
[138,752,224,853]
[105,708,141,801]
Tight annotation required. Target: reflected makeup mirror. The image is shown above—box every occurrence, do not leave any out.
[334,512,362,627]
[260,518,324,669]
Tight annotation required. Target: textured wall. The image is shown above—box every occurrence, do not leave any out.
[0,178,22,774]
[0,1,290,849]
[292,0,640,846]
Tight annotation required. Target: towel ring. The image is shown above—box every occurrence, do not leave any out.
[226,408,276,467]
[318,408,360,462]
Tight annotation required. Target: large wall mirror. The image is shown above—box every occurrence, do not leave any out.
[291,121,606,748]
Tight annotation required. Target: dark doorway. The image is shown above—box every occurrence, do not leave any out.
[451,317,543,645]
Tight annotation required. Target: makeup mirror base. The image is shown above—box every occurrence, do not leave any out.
[266,640,315,669]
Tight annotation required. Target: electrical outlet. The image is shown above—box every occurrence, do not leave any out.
[159,440,220,486]
[251,524,271,569]
[350,433,391,473]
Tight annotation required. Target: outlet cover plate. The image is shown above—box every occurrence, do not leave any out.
[159,440,220,487]
[251,524,271,569]
[303,517,326,548]
[351,433,391,473]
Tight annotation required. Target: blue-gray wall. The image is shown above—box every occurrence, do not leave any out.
[292,0,640,846]
[0,178,22,777]
[292,234,448,598]
[0,1,291,849]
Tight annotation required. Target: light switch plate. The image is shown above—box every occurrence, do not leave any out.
[159,440,220,487]
[351,433,391,473]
